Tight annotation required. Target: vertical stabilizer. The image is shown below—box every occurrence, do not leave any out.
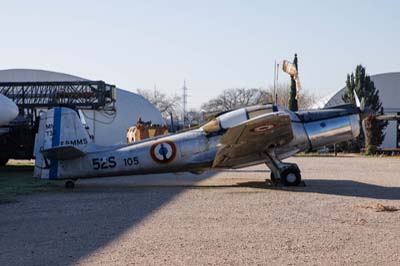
[34,107,91,179]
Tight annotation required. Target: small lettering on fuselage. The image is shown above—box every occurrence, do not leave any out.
[60,138,88,146]
[91,156,140,170]
[123,157,139,167]
[92,156,117,170]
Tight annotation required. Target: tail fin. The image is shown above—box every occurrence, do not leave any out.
[34,107,91,179]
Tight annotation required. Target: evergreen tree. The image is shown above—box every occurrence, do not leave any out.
[288,54,299,111]
[342,65,387,152]
[363,114,381,155]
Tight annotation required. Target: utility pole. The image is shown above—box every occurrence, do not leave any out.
[273,61,276,104]
[182,80,188,128]
[276,62,279,104]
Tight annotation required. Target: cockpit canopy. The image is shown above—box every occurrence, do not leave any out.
[201,104,276,134]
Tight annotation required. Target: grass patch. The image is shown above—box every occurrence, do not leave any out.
[295,152,360,157]
[0,162,58,203]
[296,152,400,158]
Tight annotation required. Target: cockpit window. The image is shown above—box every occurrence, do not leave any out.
[201,104,277,134]
[201,108,247,133]
[246,105,273,119]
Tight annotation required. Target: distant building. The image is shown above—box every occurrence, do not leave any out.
[0,69,164,146]
[314,72,400,148]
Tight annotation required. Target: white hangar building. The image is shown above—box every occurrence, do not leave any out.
[0,69,164,146]
[314,72,400,148]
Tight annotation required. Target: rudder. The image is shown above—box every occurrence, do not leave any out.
[34,107,91,179]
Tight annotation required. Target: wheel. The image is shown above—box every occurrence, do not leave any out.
[280,167,301,186]
[65,180,75,189]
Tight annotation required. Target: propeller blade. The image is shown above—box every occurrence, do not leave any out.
[360,98,365,112]
[353,90,365,112]
[354,90,361,108]
[361,118,367,136]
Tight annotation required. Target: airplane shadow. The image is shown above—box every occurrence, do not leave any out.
[0,171,216,266]
[237,179,400,200]
[219,169,269,173]
[1,169,400,266]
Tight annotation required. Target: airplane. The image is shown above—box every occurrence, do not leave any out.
[0,93,18,126]
[33,94,370,188]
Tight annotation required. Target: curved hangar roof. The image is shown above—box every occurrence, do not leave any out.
[0,69,164,146]
[315,72,400,113]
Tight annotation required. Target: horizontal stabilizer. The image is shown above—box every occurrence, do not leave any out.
[41,146,86,160]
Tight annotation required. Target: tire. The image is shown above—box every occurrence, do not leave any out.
[65,181,75,189]
[280,167,301,186]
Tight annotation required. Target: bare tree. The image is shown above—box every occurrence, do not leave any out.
[268,83,316,109]
[137,88,181,121]
[201,88,272,113]
[186,109,206,126]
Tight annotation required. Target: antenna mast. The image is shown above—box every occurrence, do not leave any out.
[182,80,188,127]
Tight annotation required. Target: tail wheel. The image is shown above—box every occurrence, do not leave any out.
[65,180,75,189]
[280,167,301,186]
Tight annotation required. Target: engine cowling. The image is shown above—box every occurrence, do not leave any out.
[304,114,360,150]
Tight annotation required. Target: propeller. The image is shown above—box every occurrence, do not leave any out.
[352,90,399,153]
[352,91,378,153]
[353,90,365,112]
[353,91,393,121]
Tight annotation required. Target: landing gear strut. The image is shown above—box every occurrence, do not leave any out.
[65,180,75,189]
[264,150,302,186]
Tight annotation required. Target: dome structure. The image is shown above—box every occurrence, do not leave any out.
[314,72,400,148]
[0,69,164,146]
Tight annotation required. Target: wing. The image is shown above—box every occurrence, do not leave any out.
[212,112,293,168]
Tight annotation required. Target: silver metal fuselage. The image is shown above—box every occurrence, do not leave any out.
[56,105,360,180]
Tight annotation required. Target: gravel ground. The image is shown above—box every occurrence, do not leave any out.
[0,157,400,266]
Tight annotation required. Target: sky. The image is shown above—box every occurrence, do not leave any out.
[1,0,399,109]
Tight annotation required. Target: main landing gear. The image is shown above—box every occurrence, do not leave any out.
[264,151,302,186]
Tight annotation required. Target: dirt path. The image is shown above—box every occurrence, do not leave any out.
[0,157,399,266]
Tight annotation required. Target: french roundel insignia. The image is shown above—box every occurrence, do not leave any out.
[251,124,276,133]
[150,140,177,164]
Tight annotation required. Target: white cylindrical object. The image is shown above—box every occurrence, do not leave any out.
[218,108,248,129]
[0,94,18,125]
